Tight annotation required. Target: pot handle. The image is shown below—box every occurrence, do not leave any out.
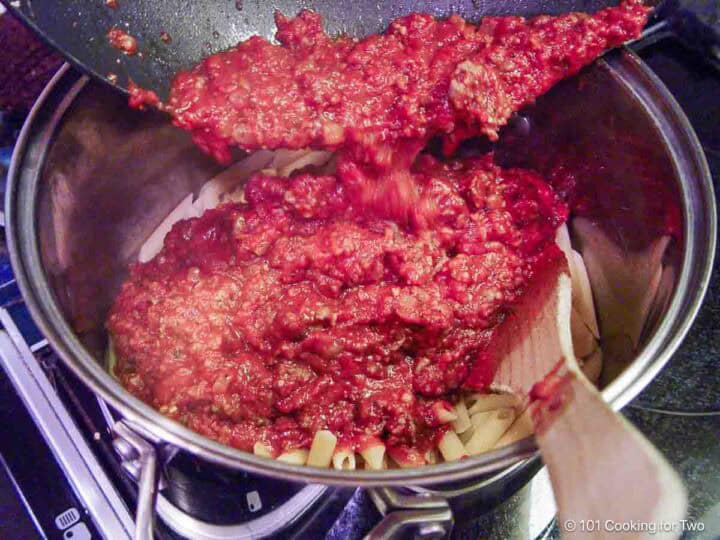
[113,421,160,540]
[111,421,454,540]
[365,488,453,539]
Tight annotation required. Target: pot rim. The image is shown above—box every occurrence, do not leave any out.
[5,49,716,487]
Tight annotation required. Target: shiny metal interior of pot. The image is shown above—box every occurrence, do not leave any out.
[7,46,714,485]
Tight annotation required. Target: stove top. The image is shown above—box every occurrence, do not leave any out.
[0,9,718,540]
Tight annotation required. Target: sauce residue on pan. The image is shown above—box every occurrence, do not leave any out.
[107,27,138,55]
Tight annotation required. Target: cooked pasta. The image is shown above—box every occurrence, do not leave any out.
[332,446,357,471]
[359,438,386,471]
[467,393,521,414]
[451,400,472,434]
[277,449,309,465]
[306,430,338,468]
[438,430,468,462]
[459,427,475,445]
[388,447,427,469]
[465,408,516,455]
[494,407,534,449]
[253,442,273,458]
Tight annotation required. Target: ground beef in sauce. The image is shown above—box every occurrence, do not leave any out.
[113,3,648,460]
[165,2,648,165]
[108,155,567,456]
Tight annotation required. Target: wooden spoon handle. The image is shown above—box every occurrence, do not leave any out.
[533,370,687,540]
[489,250,686,539]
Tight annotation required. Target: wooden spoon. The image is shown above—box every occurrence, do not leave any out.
[490,252,686,539]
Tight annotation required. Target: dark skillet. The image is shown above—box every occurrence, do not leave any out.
[1,0,641,100]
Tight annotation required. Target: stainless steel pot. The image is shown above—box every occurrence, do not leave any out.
[4,41,715,515]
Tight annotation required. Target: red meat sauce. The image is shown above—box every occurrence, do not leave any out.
[113,3,645,461]
[107,27,138,56]
[163,2,648,166]
[108,155,567,458]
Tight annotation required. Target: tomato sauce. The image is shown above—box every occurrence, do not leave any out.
[107,27,138,56]
[128,81,161,111]
[112,3,647,460]
[166,2,648,165]
[108,156,566,456]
